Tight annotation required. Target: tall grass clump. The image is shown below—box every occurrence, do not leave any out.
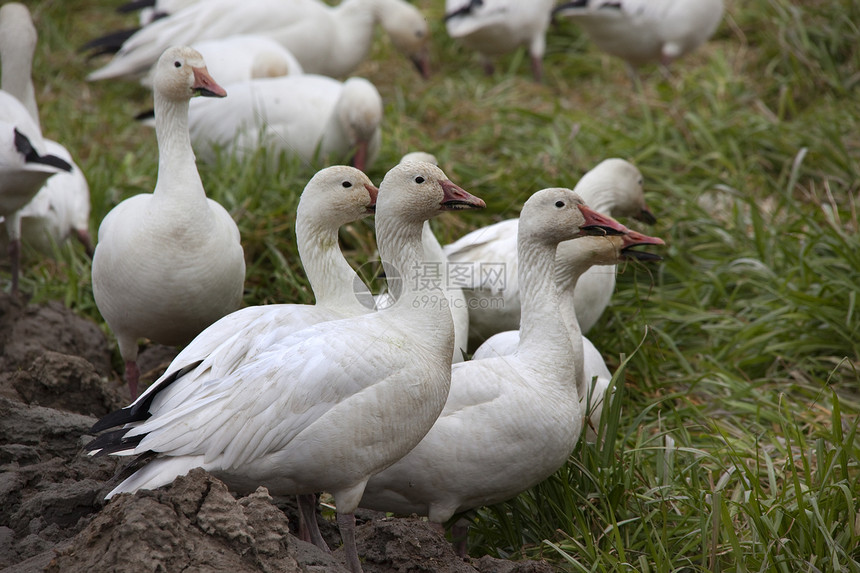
[11,0,860,570]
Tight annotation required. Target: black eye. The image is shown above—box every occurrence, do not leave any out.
[638,178,643,186]
[555,201,565,208]
[342,181,352,188]
[414,176,425,184]
[174,61,182,68]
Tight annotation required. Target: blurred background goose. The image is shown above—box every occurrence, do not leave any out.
[86,0,431,81]
[553,0,725,79]
[0,3,76,291]
[186,74,382,170]
[444,0,556,81]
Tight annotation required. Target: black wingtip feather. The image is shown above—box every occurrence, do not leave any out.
[13,129,73,172]
[90,359,204,434]
[80,27,139,55]
[117,0,155,13]
[86,428,146,456]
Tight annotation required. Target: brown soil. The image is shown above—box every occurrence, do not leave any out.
[0,293,558,573]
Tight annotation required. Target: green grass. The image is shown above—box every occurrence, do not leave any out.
[14,0,860,570]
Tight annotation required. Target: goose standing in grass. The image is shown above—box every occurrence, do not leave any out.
[186,74,382,170]
[444,158,656,348]
[91,46,245,400]
[86,0,431,81]
[444,0,556,82]
[86,161,486,573]
[359,188,634,554]
[472,230,666,441]
[552,0,725,78]
[0,3,74,292]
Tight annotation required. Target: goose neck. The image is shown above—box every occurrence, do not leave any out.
[296,214,369,312]
[152,93,204,201]
[0,45,39,127]
[516,238,575,369]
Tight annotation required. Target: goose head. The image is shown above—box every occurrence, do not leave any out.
[575,158,657,224]
[379,1,431,78]
[519,188,631,247]
[377,161,485,224]
[153,46,227,102]
[337,77,383,172]
[297,165,379,229]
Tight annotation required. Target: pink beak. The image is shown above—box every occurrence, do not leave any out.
[440,180,486,210]
[192,66,227,98]
[576,204,630,236]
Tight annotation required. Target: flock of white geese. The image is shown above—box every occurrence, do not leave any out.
[1,0,726,571]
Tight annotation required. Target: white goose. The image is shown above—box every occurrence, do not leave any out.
[0,3,92,257]
[359,188,630,553]
[87,0,431,81]
[187,74,382,171]
[552,0,725,73]
[91,46,246,399]
[374,151,470,362]
[0,3,74,291]
[119,0,204,26]
[444,158,656,348]
[472,230,666,441]
[86,161,486,573]
[444,0,556,81]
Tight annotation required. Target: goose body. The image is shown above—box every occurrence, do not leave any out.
[187,74,382,170]
[87,161,486,573]
[444,0,556,81]
[553,0,724,69]
[91,46,245,399]
[88,0,430,81]
[443,158,656,348]
[472,230,666,441]
[360,188,629,534]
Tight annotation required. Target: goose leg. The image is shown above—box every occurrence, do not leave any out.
[8,237,20,295]
[336,512,363,573]
[452,518,470,557]
[297,493,330,551]
[125,360,140,400]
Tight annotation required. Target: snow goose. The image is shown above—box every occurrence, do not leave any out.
[444,158,656,348]
[553,0,724,77]
[0,3,92,257]
[444,0,556,81]
[471,230,666,441]
[187,74,382,170]
[86,161,486,573]
[91,46,245,400]
[359,188,630,552]
[86,0,431,81]
[374,152,471,362]
[0,3,74,292]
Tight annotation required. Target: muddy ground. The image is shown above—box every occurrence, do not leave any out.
[0,292,558,573]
